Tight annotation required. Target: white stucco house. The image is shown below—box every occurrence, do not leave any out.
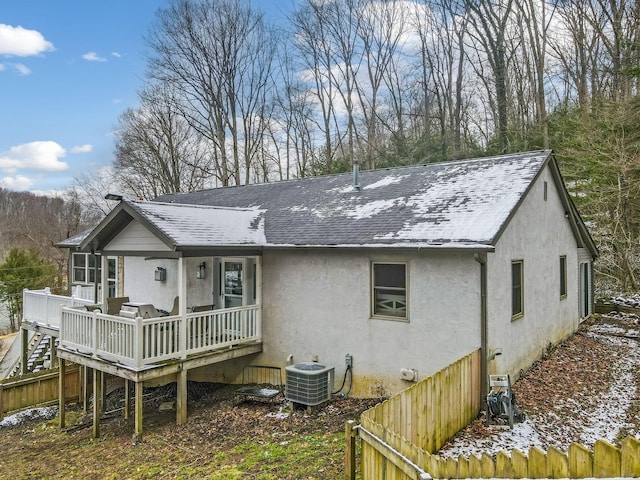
[50,150,596,435]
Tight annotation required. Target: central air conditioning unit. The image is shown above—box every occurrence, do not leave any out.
[285,362,334,407]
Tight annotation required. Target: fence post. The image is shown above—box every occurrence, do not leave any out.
[44,287,51,326]
[92,310,99,357]
[179,312,187,359]
[0,383,4,421]
[135,317,144,369]
[345,420,357,480]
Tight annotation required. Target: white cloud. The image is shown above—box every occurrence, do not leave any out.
[0,175,34,190]
[14,63,31,75]
[82,51,107,62]
[0,24,54,56]
[70,144,92,154]
[111,52,121,58]
[0,63,5,71]
[0,141,69,173]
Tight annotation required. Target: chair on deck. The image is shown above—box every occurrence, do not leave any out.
[169,296,179,316]
[106,296,129,315]
[137,304,161,319]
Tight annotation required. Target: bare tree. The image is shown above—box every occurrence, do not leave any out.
[113,84,210,199]
[147,0,275,186]
[291,0,344,174]
[465,0,516,153]
[356,0,407,168]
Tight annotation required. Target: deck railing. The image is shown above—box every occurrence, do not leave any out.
[59,304,261,369]
[23,288,98,329]
[70,284,102,302]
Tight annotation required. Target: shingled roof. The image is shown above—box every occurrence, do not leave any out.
[152,151,553,249]
[66,150,596,254]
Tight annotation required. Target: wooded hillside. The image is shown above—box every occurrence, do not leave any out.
[0,188,99,290]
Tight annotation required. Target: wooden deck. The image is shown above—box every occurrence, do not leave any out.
[22,289,264,439]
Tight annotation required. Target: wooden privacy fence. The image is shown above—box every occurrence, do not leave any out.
[426,437,640,479]
[361,350,482,454]
[346,348,640,479]
[0,366,81,419]
[346,350,481,479]
[348,416,640,479]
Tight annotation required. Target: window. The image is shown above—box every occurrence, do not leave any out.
[107,257,117,297]
[72,253,101,284]
[372,262,407,320]
[512,260,524,318]
[560,256,567,299]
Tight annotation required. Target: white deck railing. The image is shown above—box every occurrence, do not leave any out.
[23,288,98,329]
[71,284,102,302]
[59,304,261,370]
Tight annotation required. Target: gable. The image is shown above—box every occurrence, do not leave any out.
[105,220,172,252]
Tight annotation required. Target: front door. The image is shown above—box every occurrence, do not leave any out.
[221,259,244,308]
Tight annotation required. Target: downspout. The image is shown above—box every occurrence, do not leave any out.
[474,253,488,405]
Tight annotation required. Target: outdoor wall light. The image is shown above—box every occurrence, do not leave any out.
[155,267,167,282]
[196,262,206,279]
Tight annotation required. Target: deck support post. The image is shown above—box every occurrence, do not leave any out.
[177,369,188,425]
[134,381,143,441]
[58,358,66,429]
[49,335,57,368]
[124,380,130,419]
[82,366,91,412]
[92,368,102,438]
[101,371,107,413]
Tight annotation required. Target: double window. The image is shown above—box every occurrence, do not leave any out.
[511,260,524,319]
[72,253,100,284]
[372,262,407,320]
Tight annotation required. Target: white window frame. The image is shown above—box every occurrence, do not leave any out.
[371,261,408,321]
[72,253,100,285]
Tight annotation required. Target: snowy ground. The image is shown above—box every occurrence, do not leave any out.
[0,406,57,428]
[438,311,640,458]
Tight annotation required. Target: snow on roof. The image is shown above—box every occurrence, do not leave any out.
[154,151,552,248]
[127,201,266,247]
[55,227,93,248]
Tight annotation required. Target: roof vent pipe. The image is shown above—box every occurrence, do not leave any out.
[353,161,360,191]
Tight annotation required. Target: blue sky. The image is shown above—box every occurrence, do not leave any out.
[0,1,293,194]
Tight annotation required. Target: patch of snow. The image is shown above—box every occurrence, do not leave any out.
[289,205,309,212]
[589,324,628,336]
[0,406,57,428]
[362,175,407,190]
[265,407,290,420]
[344,198,400,219]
